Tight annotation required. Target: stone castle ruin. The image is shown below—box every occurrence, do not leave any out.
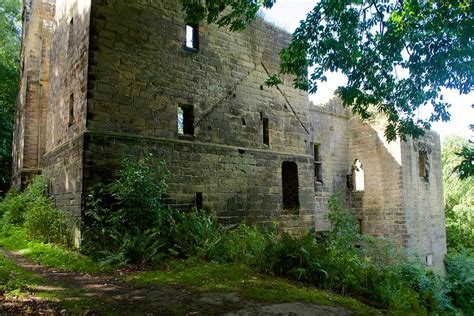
[13,0,446,268]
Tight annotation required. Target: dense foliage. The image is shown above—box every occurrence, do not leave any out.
[454,139,474,181]
[81,157,458,313]
[0,176,72,246]
[445,252,474,314]
[442,136,474,253]
[1,157,472,313]
[182,0,473,141]
[0,0,21,194]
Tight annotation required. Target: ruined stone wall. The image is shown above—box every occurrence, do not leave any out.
[401,132,446,269]
[84,0,315,231]
[309,99,350,232]
[12,0,54,187]
[42,0,91,218]
[348,117,407,245]
[45,0,90,151]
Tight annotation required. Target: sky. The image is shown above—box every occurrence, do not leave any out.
[260,0,473,140]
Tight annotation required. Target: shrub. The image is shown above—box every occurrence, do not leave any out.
[168,209,222,259]
[81,153,173,266]
[263,232,327,284]
[0,188,27,225]
[445,252,474,314]
[0,176,71,246]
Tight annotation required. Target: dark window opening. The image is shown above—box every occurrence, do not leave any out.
[313,144,322,182]
[419,151,428,179]
[238,149,245,155]
[260,85,264,90]
[177,105,194,136]
[282,161,299,211]
[195,192,203,210]
[263,118,269,146]
[185,24,199,51]
[346,174,354,191]
[68,93,74,127]
[241,117,246,126]
[68,17,74,50]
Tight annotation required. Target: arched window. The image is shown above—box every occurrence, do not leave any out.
[352,159,365,191]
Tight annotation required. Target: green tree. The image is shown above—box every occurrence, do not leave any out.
[181,0,473,141]
[442,136,474,253]
[454,121,474,180]
[0,0,21,194]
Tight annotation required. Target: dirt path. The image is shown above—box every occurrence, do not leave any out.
[0,248,353,315]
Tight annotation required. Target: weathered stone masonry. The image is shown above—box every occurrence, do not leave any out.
[13,0,446,269]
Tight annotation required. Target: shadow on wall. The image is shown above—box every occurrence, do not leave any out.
[347,117,405,244]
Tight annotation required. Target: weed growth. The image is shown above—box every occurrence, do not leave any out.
[0,176,72,246]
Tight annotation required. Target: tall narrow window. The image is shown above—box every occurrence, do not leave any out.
[282,161,299,211]
[419,150,428,179]
[68,17,74,50]
[263,118,269,146]
[313,143,322,182]
[68,93,74,127]
[352,159,365,191]
[195,192,203,210]
[185,24,199,51]
[177,105,194,136]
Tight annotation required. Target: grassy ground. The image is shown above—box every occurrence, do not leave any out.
[0,252,101,314]
[0,226,110,274]
[0,227,381,315]
[0,252,44,297]
[127,258,382,315]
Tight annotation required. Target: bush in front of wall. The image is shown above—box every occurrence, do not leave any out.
[81,153,172,266]
[445,251,474,314]
[0,176,72,246]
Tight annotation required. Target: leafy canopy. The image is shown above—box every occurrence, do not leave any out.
[442,136,474,252]
[0,0,21,192]
[181,0,473,141]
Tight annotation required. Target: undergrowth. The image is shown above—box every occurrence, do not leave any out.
[0,176,72,246]
[0,155,472,314]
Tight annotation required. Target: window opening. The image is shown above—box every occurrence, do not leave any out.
[195,192,203,210]
[68,17,74,50]
[419,150,428,179]
[352,159,365,191]
[185,24,199,51]
[68,93,74,127]
[177,105,194,136]
[241,117,246,126]
[282,161,299,211]
[313,143,322,182]
[263,118,269,146]
[425,254,433,266]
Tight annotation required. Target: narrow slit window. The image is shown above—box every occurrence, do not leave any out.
[313,143,322,182]
[282,161,299,211]
[419,150,428,179]
[195,192,203,210]
[352,159,365,191]
[263,118,269,146]
[177,105,194,136]
[68,93,74,127]
[185,24,199,50]
[68,17,74,50]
